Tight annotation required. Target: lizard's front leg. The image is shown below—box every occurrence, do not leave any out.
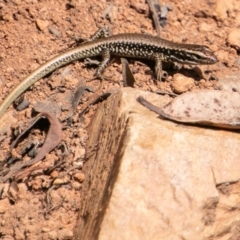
[154,53,168,81]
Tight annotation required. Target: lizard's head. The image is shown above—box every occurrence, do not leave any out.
[170,45,218,65]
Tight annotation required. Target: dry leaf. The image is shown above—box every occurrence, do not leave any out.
[0,112,62,182]
[138,91,240,129]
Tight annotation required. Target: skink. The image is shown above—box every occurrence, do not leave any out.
[0,31,218,118]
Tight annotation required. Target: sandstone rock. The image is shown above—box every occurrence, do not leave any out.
[74,88,240,240]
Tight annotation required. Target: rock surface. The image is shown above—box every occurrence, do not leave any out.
[74,88,240,240]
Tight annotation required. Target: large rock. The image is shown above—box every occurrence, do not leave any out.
[74,88,240,240]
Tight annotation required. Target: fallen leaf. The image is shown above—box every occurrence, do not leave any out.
[0,112,62,182]
[20,112,62,168]
[137,91,240,129]
[71,86,94,112]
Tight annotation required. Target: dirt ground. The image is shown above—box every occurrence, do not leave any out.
[0,0,239,239]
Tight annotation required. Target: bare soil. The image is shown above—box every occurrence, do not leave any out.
[0,0,239,239]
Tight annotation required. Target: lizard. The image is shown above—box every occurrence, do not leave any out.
[0,26,218,119]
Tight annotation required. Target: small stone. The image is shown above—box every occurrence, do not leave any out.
[198,22,213,32]
[53,178,65,185]
[171,73,195,94]
[106,5,118,23]
[130,0,148,14]
[227,29,240,51]
[71,181,82,190]
[48,26,62,38]
[42,227,51,233]
[73,147,85,161]
[53,176,69,185]
[73,161,84,168]
[16,99,30,111]
[74,172,85,182]
[50,170,59,178]
[36,19,49,31]
[209,44,219,52]
[216,50,228,63]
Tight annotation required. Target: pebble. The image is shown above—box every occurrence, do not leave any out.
[53,176,70,185]
[171,73,195,94]
[209,44,219,52]
[109,6,119,22]
[227,29,240,51]
[74,172,85,182]
[215,50,228,63]
[16,99,30,111]
[50,170,59,178]
[198,22,213,32]
[129,0,148,14]
[71,181,82,190]
[42,227,51,233]
[35,19,49,31]
[48,26,62,38]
